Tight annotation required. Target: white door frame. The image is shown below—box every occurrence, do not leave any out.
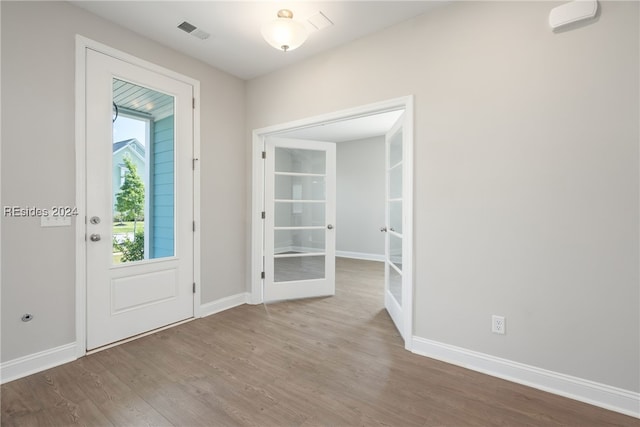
[75,35,201,357]
[251,96,414,350]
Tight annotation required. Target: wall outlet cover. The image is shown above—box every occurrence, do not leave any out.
[41,215,71,227]
[492,315,506,335]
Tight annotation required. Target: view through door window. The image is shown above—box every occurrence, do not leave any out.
[112,78,176,264]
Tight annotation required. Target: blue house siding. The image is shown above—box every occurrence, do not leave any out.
[151,116,175,258]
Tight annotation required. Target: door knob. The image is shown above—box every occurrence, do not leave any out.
[327,224,334,230]
[380,226,387,232]
[90,234,101,242]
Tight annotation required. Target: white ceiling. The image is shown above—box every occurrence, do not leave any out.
[275,110,404,143]
[70,1,445,80]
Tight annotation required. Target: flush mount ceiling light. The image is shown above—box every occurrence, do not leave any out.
[261,9,308,52]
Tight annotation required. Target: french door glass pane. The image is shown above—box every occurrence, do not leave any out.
[274,256,325,282]
[274,229,325,255]
[275,175,325,200]
[389,129,403,166]
[112,78,175,264]
[389,266,402,306]
[389,200,402,234]
[275,202,325,227]
[389,234,403,271]
[275,148,326,174]
[390,165,402,200]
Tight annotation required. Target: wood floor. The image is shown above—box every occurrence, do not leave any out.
[2,258,638,426]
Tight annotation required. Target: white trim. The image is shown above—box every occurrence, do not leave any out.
[192,84,202,318]
[0,343,77,384]
[336,251,384,262]
[251,96,414,346]
[250,135,265,305]
[75,36,88,358]
[412,336,640,419]
[75,35,201,356]
[402,99,414,351]
[199,293,250,318]
[0,2,2,361]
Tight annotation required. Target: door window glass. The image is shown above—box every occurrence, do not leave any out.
[274,256,326,282]
[112,78,175,264]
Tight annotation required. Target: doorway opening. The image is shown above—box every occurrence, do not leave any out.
[251,96,414,349]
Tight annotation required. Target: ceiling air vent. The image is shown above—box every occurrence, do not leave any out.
[177,21,210,40]
[307,12,333,31]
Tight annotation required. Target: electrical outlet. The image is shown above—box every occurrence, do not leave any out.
[41,215,71,227]
[492,315,506,335]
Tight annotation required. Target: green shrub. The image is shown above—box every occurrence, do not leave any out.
[114,231,144,262]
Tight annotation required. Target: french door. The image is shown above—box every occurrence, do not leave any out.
[384,113,407,339]
[263,137,336,302]
[85,49,194,350]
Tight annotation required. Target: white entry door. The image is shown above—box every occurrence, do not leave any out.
[384,113,406,339]
[85,50,194,350]
[263,137,336,302]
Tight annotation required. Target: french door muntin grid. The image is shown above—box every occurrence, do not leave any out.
[273,169,327,282]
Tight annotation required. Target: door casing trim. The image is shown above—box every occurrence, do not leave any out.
[250,95,414,350]
[75,35,201,358]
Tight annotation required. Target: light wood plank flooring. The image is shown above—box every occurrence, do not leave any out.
[2,258,638,426]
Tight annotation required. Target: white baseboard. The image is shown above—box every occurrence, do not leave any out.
[1,342,77,384]
[199,292,250,318]
[412,336,640,419]
[336,251,384,262]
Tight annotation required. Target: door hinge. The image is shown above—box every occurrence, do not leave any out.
[261,151,266,159]
[261,211,265,219]
[193,221,196,232]
[192,98,195,109]
[261,271,265,279]
[193,282,196,293]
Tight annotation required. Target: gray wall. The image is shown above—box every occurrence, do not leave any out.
[1,1,246,362]
[336,137,385,257]
[246,1,639,392]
